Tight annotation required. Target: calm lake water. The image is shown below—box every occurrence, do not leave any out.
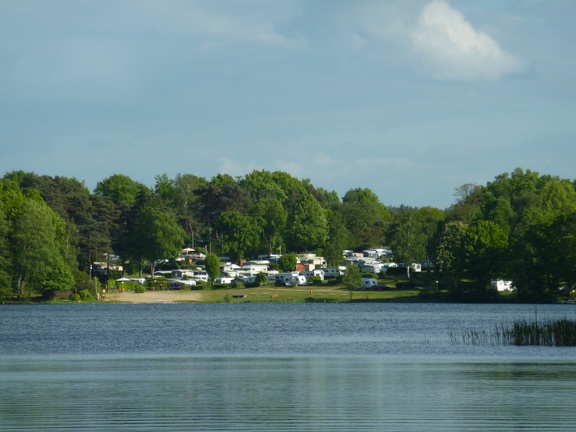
[1,303,575,431]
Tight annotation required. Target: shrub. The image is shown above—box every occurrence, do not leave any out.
[256,272,267,285]
[231,280,245,289]
[69,293,81,301]
[310,276,322,285]
[79,289,93,300]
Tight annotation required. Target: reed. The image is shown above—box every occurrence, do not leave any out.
[450,318,576,347]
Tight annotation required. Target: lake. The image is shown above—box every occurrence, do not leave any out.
[1,303,575,431]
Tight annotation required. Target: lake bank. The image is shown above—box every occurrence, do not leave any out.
[102,286,422,303]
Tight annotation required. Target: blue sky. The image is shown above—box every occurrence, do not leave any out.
[1,0,574,209]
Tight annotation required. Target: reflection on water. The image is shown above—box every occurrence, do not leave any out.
[1,303,576,431]
[2,356,575,431]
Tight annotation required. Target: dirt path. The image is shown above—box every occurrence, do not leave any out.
[104,290,204,303]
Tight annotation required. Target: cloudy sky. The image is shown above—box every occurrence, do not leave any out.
[1,0,574,209]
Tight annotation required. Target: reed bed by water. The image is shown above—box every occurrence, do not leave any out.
[450,318,576,347]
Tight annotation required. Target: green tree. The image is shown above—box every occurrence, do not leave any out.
[172,173,206,247]
[540,177,576,216]
[284,192,328,252]
[514,212,576,301]
[388,206,444,276]
[94,174,147,207]
[11,197,74,298]
[342,265,362,301]
[461,220,509,286]
[435,221,468,278]
[324,209,352,267]
[205,253,221,281]
[0,207,12,300]
[446,183,484,224]
[277,253,297,272]
[341,188,391,247]
[154,173,175,203]
[213,211,260,260]
[250,197,287,256]
[124,195,186,276]
[78,195,116,272]
[240,169,289,202]
[195,174,253,226]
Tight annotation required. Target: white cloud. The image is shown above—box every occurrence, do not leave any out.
[139,1,306,49]
[313,153,337,166]
[411,1,523,80]
[217,157,262,178]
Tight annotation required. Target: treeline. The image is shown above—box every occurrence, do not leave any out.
[1,168,576,302]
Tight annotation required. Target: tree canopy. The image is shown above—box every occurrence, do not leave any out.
[3,167,576,302]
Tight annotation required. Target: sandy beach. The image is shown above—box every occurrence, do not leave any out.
[104,290,205,303]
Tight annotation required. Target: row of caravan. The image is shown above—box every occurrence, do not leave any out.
[277,267,346,285]
[161,266,348,288]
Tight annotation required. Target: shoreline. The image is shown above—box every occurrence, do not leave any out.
[104,290,205,303]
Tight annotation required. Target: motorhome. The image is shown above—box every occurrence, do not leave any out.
[324,267,345,278]
[491,280,515,292]
[275,273,307,286]
[171,270,194,279]
[213,277,234,284]
[241,262,269,274]
[360,262,385,274]
[301,269,325,281]
[362,277,378,289]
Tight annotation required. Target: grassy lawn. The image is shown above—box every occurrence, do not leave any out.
[189,272,437,303]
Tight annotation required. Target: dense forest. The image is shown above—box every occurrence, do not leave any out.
[1,168,576,302]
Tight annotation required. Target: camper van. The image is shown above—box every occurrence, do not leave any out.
[491,280,514,292]
[275,273,307,286]
[324,267,345,278]
[362,277,378,289]
[301,269,325,281]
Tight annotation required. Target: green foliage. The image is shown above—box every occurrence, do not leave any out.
[123,195,185,275]
[79,289,93,300]
[0,208,12,300]
[250,197,287,256]
[94,174,147,207]
[12,197,74,297]
[205,253,221,280]
[341,188,391,247]
[342,265,362,291]
[213,211,259,259]
[388,206,443,265]
[277,253,297,272]
[461,220,508,284]
[154,173,175,203]
[310,276,322,285]
[195,174,253,226]
[324,210,352,267]
[435,221,468,277]
[446,183,484,224]
[5,166,576,304]
[284,192,328,252]
[256,272,267,284]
